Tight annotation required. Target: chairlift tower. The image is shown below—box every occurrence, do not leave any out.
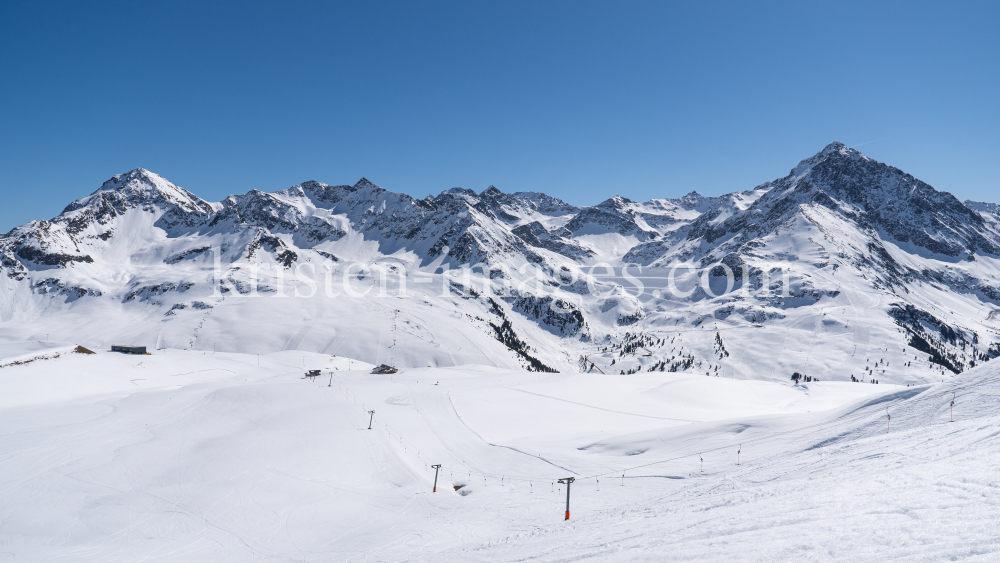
[431,464,442,492]
[557,477,575,520]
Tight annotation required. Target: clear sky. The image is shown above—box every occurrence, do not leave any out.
[1,1,997,232]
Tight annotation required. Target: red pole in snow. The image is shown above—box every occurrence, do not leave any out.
[557,477,575,520]
[431,464,442,492]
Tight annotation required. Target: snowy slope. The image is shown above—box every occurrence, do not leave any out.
[458,360,1000,562]
[1,346,997,561]
[4,143,1000,561]
[2,144,1000,384]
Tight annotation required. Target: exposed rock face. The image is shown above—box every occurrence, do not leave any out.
[3,143,1000,380]
[696,142,997,258]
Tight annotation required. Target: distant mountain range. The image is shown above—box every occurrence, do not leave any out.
[3,142,999,383]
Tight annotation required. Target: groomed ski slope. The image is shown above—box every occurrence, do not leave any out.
[0,345,997,561]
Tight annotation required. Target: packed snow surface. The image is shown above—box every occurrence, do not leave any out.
[4,143,1000,559]
[1,345,997,561]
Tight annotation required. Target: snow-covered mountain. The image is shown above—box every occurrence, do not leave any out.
[3,143,1000,382]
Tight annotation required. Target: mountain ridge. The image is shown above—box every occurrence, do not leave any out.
[2,143,999,383]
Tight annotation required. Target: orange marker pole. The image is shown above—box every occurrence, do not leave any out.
[431,464,441,492]
[557,477,575,521]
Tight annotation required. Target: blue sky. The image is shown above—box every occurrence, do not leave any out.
[1,1,997,232]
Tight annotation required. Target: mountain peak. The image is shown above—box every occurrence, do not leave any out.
[441,187,478,198]
[352,177,381,191]
[788,141,866,179]
[91,168,182,200]
[595,195,633,211]
[297,180,327,190]
[98,167,166,192]
[673,191,709,210]
[481,185,503,197]
[62,168,210,216]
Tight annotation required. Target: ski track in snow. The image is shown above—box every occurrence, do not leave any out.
[5,144,1000,560]
[1,347,998,561]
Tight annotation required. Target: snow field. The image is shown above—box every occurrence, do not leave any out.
[463,370,1000,562]
[4,345,973,561]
